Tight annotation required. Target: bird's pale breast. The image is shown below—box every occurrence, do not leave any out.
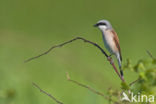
[102,30,117,54]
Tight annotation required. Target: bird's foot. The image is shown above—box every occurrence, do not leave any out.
[107,56,111,61]
[107,56,113,64]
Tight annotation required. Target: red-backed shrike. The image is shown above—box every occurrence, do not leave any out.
[94,20,123,77]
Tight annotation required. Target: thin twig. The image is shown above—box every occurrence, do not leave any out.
[66,72,108,99]
[32,82,63,104]
[147,50,155,60]
[25,37,124,82]
[24,37,108,62]
[129,78,140,86]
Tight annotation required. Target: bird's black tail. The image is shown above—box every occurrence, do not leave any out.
[118,60,124,77]
[120,68,124,77]
[116,53,124,78]
[119,65,124,82]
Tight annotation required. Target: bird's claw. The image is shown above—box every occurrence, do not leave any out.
[107,56,111,61]
[107,56,113,64]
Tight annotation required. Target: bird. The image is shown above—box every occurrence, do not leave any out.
[94,20,123,77]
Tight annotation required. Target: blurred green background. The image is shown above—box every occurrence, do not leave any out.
[0,0,156,104]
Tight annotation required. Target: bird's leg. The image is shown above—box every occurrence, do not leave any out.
[110,59,114,65]
[107,54,113,64]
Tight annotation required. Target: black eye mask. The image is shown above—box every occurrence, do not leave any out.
[94,22,106,27]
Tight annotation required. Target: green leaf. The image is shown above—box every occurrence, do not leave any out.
[152,59,156,64]
[134,62,146,72]
[121,82,129,90]
[139,72,147,81]
[123,59,133,71]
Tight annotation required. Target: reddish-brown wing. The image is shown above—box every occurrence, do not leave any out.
[111,30,122,61]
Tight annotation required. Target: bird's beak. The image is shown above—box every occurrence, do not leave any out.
[94,23,98,27]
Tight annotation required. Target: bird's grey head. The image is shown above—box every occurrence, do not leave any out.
[94,20,112,31]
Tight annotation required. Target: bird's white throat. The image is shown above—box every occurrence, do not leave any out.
[98,25,107,31]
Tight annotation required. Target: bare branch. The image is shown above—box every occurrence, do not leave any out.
[66,72,108,99]
[129,78,140,86]
[32,82,63,104]
[107,57,125,82]
[147,50,155,60]
[24,37,108,62]
[25,37,124,82]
